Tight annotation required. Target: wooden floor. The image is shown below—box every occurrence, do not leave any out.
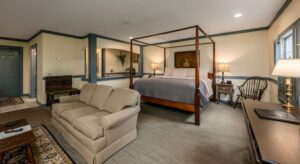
[0,103,251,164]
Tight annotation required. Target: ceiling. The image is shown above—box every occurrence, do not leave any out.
[0,0,286,42]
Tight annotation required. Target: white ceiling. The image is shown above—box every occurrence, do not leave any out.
[0,0,286,41]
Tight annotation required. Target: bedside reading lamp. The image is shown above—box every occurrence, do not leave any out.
[272,59,300,112]
[217,63,230,84]
[151,63,159,76]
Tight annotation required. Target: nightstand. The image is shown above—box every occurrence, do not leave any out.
[216,84,234,105]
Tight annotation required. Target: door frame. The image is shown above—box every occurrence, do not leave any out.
[0,45,23,96]
[30,44,37,98]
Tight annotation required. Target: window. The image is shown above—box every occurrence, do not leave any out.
[280,30,294,59]
[274,26,299,106]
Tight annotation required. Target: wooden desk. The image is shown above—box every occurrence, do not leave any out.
[242,100,300,164]
[46,88,80,107]
[216,84,234,105]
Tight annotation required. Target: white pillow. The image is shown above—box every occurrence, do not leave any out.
[164,68,173,76]
[172,68,187,77]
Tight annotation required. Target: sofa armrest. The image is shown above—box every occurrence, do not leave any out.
[59,95,79,103]
[101,106,140,129]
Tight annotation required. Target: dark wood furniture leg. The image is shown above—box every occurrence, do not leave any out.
[46,94,50,106]
[234,95,240,109]
[26,145,35,164]
[0,153,3,163]
[230,89,233,105]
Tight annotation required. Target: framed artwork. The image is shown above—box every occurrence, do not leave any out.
[133,53,139,63]
[174,51,196,68]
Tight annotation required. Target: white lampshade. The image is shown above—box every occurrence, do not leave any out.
[272,59,300,77]
[217,63,230,72]
[151,63,159,70]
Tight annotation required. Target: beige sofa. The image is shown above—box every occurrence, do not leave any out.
[51,84,140,164]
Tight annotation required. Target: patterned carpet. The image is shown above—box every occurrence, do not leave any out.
[0,97,23,107]
[1,126,73,164]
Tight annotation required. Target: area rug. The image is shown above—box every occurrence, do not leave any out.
[0,97,24,107]
[1,125,73,164]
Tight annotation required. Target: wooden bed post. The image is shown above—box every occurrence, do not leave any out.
[194,26,200,126]
[129,39,133,89]
[212,42,216,100]
[164,48,166,72]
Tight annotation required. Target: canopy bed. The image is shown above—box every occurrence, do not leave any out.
[129,25,216,126]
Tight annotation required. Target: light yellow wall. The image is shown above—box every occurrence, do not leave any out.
[28,34,44,104]
[268,0,300,103]
[42,34,85,76]
[143,46,167,74]
[27,33,87,104]
[214,31,270,77]
[40,34,86,103]
[0,39,30,94]
[214,31,271,101]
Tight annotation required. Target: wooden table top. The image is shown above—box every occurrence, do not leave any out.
[0,119,36,154]
[243,100,300,164]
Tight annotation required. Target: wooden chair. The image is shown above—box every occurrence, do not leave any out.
[233,77,268,108]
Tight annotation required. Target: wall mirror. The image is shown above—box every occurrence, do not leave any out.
[84,48,141,80]
[102,48,140,78]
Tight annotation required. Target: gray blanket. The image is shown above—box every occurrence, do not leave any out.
[133,77,210,106]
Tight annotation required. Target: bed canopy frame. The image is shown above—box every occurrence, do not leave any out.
[129,25,216,126]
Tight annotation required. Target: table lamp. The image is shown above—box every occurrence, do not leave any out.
[272,59,300,112]
[217,63,230,84]
[151,63,159,76]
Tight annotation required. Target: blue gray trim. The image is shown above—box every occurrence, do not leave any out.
[101,49,106,78]
[27,30,84,41]
[269,0,292,27]
[27,30,43,41]
[88,34,97,83]
[277,18,300,38]
[0,36,27,42]
[139,46,144,76]
[143,73,164,76]
[19,47,23,95]
[216,75,278,85]
[81,75,142,82]
[26,30,142,46]
[42,75,84,80]
[72,75,85,78]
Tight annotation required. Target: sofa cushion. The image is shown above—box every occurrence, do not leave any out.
[79,84,97,104]
[52,102,86,116]
[104,88,140,113]
[90,85,114,110]
[72,111,110,140]
[60,106,99,124]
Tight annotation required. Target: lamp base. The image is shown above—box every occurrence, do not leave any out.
[282,103,295,113]
[221,72,225,84]
[282,77,295,113]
